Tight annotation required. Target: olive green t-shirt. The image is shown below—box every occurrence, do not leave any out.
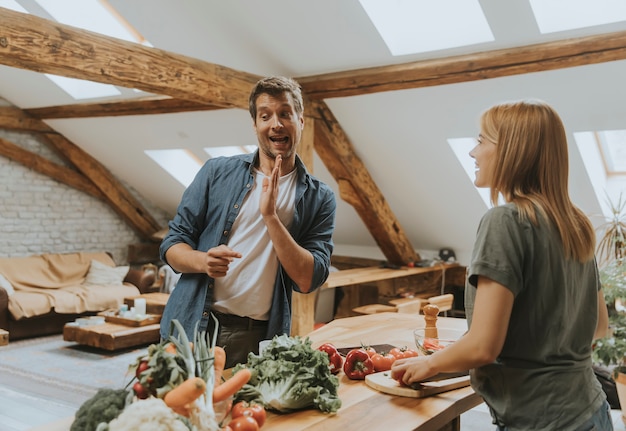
[465,203,605,431]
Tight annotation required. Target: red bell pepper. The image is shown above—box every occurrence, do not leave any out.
[318,343,343,375]
[343,348,375,380]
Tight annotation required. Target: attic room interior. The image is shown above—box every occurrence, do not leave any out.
[1,1,626,430]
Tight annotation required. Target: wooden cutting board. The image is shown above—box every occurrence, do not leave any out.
[365,371,470,398]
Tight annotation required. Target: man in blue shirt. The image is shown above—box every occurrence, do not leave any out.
[159,76,336,367]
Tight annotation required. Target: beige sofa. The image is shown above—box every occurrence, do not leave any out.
[0,251,155,340]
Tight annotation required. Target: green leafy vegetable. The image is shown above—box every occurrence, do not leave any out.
[233,334,342,414]
[70,387,131,431]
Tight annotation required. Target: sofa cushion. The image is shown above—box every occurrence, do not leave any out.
[84,259,129,286]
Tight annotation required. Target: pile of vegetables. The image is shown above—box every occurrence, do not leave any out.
[232,334,342,414]
[70,318,252,431]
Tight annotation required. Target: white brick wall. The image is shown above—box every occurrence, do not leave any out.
[0,129,171,264]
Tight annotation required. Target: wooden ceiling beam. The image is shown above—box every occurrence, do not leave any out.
[297,29,626,99]
[0,7,259,109]
[0,136,104,198]
[17,28,626,120]
[309,100,419,265]
[0,107,56,132]
[24,96,222,119]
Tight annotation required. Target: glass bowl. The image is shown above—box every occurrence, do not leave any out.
[414,327,465,355]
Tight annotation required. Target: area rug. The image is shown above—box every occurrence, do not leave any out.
[0,334,149,406]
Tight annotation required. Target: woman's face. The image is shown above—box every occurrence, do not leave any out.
[469,133,497,188]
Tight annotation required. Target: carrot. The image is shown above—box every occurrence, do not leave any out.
[171,403,192,417]
[164,377,207,408]
[212,368,252,402]
[213,346,226,386]
[164,341,193,355]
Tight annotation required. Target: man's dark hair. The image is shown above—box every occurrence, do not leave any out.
[248,76,304,119]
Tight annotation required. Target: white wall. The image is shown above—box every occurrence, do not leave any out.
[0,129,170,264]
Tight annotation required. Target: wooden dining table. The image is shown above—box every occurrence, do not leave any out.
[262,312,483,431]
[38,312,483,431]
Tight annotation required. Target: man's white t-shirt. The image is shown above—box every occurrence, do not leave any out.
[212,168,297,320]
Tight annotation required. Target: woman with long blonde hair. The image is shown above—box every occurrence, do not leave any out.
[392,100,612,430]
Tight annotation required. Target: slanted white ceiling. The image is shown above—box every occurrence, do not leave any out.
[1,0,625,263]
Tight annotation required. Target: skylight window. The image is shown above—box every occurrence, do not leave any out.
[204,145,257,159]
[574,130,626,220]
[358,0,494,56]
[45,74,121,99]
[34,0,141,43]
[447,138,491,207]
[145,150,202,188]
[529,0,626,33]
[147,146,258,186]
[0,0,27,13]
[597,130,626,173]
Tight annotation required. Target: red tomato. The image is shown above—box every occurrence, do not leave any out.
[390,346,419,359]
[362,345,377,357]
[403,348,419,358]
[135,360,149,379]
[371,352,397,372]
[132,381,150,399]
[229,416,260,431]
[231,401,266,428]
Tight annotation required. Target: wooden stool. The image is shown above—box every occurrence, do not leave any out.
[426,294,454,312]
[394,298,427,314]
[352,293,455,316]
[389,293,455,314]
[352,304,397,315]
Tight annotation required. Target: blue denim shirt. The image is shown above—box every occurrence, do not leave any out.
[159,151,336,342]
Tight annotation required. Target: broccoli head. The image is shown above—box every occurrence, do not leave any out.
[70,388,130,431]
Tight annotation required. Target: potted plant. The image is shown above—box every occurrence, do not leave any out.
[592,193,626,420]
[592,259,626,369]
[592,259,626,422]
[596,193,626,266]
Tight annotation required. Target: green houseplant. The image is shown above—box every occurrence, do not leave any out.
[592,194,626,419]
[592,259,626,371]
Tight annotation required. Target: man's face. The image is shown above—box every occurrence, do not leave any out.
[253,92,304,161]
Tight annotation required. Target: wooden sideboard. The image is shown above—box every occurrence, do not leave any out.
[291,262,467,336]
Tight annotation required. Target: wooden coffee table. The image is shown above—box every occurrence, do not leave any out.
[63,322,160,351]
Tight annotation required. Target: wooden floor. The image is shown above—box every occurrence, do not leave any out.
[0,385,76,431]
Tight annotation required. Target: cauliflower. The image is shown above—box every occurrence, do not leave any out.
[107,398,190,431]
